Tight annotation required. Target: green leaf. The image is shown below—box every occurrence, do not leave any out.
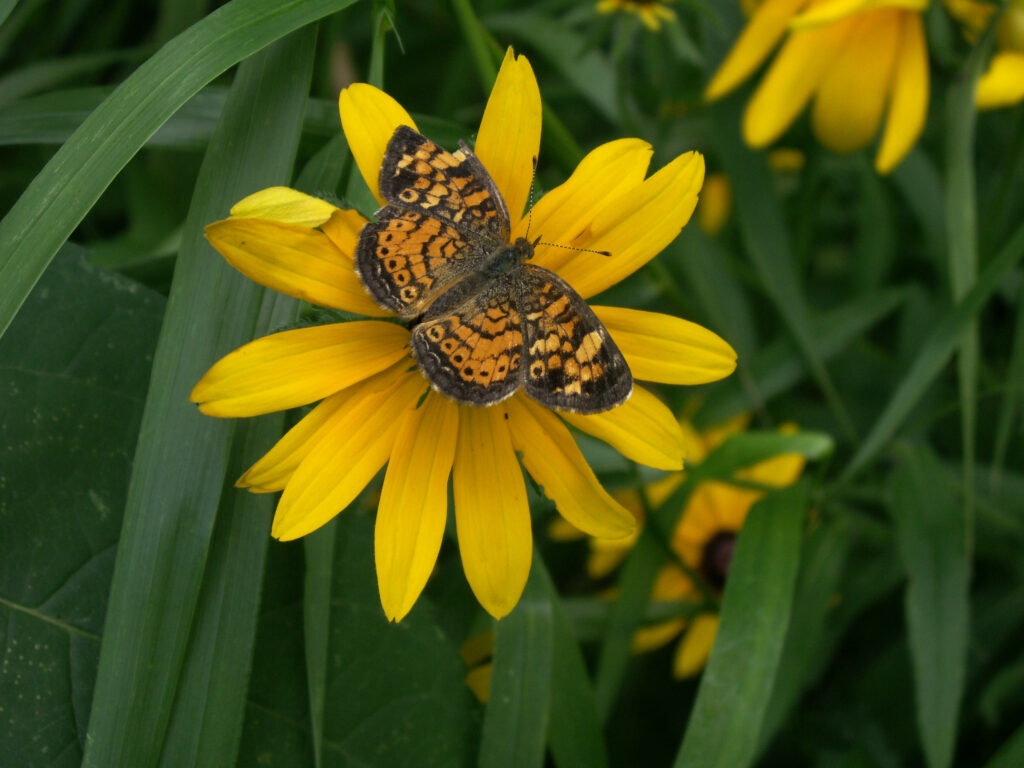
[82,25,318,767]
[0,0,359,340]
[480,556,554,768]
[0,246,164,767]
[321,512,478,767]
[536,561,609,768]
[673,481,806,768]
[890,148,947,270]
[303,522,337,768]
[698,288,908,427]
[841,218,1024,481]
[985,723,1024,768]
[0,86,339,149]
[889,443,969,768]
[0,47,148,106]
[594,528,665,722]
[687,431,834,486]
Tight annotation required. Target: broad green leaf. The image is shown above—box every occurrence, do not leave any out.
[480,556,554,768]
[0,86,339,149]
[889,443,969,768]
[0,0,17,28]
[842,219,1024,480]
[155,29,317,768]
[687,431,834,487]
[673,481,806,768]
[0,48,147,106]
[303,522,337,768]
[0,0,359,340]
[758,515,850,748]
[0,246,164,767]
[944,35,989,559]
[82,24,319,767]
[537,561,609,768]
[321,512,478,767]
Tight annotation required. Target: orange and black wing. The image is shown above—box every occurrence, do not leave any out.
[378,124,509,243]
[410,288,523,407]
[355,207,486,317]
[518,265,632,414]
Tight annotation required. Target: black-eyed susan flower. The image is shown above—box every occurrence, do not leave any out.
[632,428,806,677]
[597,0,676,30]
[190,49,736,621]
[705,0,929,174]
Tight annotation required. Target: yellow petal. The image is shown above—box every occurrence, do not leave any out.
[339,83,417,205]
[190,321,411,417]
[705,0,810,101]
[518,139,652,272]
[876,13,928,172]
[696,172,732,235]
[554,151,705,299]
[790,0,925,27]
[474,48,542,230]
[632,619,686,652]
[593,306,737,385]
[376,392,459,622]
[673,613,719,678]
[810,11,899,155]
[320,207,368,261]
[743,21,853,148]
[204,218,388,317]
[229,186,338,226]
[561,385,685,470]
[976,52,1024,110]
[453,406,532,619]
[586,535,635,579]
[548,516,585,541]
[506,396,636,539]
[271,370,426,540]
[237,387,360,492]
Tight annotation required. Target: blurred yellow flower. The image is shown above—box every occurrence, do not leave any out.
[947,0,1024,109]
[705,0,930,174]
[597,0,676,30]
[190,50,736,622]
[697,173,733,235]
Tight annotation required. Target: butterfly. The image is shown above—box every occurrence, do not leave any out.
[354,124,632,414]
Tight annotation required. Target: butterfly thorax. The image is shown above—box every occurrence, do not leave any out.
[482,237,533,279]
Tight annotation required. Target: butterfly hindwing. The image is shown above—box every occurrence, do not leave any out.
[518,265,632,414]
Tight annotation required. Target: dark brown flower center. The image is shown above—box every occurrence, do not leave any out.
[700,531,736,592]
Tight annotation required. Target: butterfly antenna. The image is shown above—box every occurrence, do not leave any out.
[536,241,612,258]
[524,156,538,240]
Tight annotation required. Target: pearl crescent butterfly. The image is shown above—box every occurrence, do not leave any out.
[354,125,632,414]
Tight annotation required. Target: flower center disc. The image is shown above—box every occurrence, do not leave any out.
[700,531,736,592]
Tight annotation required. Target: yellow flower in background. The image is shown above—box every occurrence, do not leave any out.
[633,431,806,678]
[947,0,1024,109]
[705,0,930,174]
[696,173,733,236]
[190,50,736,622]
[597,0,676,30]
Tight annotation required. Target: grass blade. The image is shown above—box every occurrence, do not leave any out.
[841,218,1024,481]
[985,723,1024,768]
[889,443,969,768]
[0,0,359,340]
[479,556,554,768]
[712,98,856,441]
[82,25,316,767]
[673,481,806,768]
[536,560,609,768]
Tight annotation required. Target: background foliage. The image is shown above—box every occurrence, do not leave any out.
[2,0,1023,766]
